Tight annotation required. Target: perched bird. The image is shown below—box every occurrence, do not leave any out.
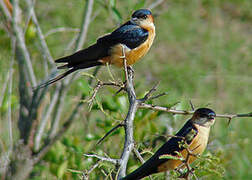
[38,9,155,88]
[121,108,216,180]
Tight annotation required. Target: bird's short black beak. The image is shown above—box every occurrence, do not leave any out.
[208,113,216,120]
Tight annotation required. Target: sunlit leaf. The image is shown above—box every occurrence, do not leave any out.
[159,154,184,161]
[57,161,68,178]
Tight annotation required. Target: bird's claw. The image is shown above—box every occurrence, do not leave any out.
[127,65,134,76]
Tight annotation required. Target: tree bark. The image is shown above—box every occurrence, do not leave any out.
[6,142,34,180]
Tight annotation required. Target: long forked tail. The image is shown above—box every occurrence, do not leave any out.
[120,154,162,180]
[34,68,76,90]
[34,42,106,89]
[34,60,102,90]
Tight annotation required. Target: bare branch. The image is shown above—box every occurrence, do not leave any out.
[7,39,15,153]
[12,0,37,87]
[0,0,11,21]
[138,83,168,102]
[85,81,123,109]
[117,67,137,178]
[33,68,99,161]
[83,154,119,165]
[189,100,195,111]
[147,92,168,101]
[0,68,10,107]
[82,161,100,180]
[35,0,95,156]
[133,148,145,164]
[216,112,252,119]
[25,0,54,65]
[64,34,78,52]
[47,86,67,139]
[75,0,94,51]
[139,82,159,102]
[34,85,61,150]
[139,103,252,121]
[33,99,83,163]
[45,27,79,38]
[43,0,95,136]
[86,161,100,175]
[139,103,194,115]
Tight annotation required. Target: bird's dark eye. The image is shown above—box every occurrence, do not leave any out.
[208,112,216,118]
[142,15,147,19]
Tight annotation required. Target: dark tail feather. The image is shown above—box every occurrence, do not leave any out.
[54,43,109,67]
[34,61,103,90]
[121,156,161,180]
[74,61,102,69]
[55,55,70,63]
[33,68,76,90]
[120,169,151,180]
[34,44,106,90]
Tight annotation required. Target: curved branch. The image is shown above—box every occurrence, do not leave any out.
[139,103,252,120]
[118,66,138,178]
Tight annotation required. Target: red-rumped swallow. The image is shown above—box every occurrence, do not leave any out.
[122,108,216,180]
[38,9,155,88]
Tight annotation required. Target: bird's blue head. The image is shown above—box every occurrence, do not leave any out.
[132,9,152,19]
[131,9,154,27]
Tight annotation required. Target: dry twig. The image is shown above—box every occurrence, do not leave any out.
[139,103,252,121]
[83,154,119,165]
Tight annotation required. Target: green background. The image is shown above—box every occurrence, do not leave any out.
[0,0,252,179]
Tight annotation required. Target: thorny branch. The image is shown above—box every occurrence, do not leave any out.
[83,154,119,165]
[2,0,252,179]
[84,47,167,179]
[139,103,252,123]
[82,161,100,180]
[85,80,123,108]
[83,63,252,179]
[34,0,95,155]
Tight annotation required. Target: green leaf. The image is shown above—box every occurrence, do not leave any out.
[159,154,184,161]
[78,79,91,95]
[67,168,83,174]
[57,161,68,178]
[117,95,128,111]
[109,0,116,7]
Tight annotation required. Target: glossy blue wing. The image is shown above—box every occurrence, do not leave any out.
[98,24,148,49]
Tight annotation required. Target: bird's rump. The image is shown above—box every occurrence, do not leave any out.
[55,42,109,69]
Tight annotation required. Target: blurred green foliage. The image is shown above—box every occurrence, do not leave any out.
[1,0,252,179]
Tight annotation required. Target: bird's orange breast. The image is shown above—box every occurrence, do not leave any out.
[101,26,155,67]
[158,125,210,172]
